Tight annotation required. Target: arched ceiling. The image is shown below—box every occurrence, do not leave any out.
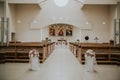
[8,0,118,5]
[7,0,119,29]
[7,0,118,10]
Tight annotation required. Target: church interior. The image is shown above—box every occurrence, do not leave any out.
[0,0,120,80]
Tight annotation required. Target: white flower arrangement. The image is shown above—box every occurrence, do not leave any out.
[29,49,39,58]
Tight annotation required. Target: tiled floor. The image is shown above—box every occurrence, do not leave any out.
[0,45,120,80]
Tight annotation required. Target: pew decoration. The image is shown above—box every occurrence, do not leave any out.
[29,49,39,58]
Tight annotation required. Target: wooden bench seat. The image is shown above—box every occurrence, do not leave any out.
[69,42,120,65]
[1,42,55,63]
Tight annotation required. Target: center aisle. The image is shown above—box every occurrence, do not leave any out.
[40,45,97,80]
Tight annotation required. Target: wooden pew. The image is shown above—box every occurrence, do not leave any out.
[69,42,120,65]
[1,42,55,63]
[1,45,16,62]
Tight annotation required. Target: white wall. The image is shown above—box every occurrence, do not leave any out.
[6,4,16,41]
[7,0,117,43]
[84,0,117,4]
[15,4,41,42]
[81,5,111,43]
[27,0,86,28]
[109,5,117,40]
[8,0,39,4]
[117,2,120,19]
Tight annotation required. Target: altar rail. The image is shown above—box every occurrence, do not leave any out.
[0,42,55,63]
[69,42,120,65]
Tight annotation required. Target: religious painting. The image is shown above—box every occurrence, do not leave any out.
[57,26,64,36]
[49,25,56,36]
[66,26,73,36]
[49,24,73,37]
